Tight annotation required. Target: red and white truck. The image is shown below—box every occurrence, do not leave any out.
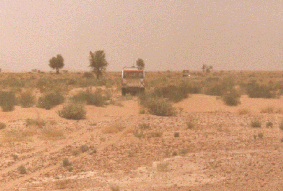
[121,66,145,96]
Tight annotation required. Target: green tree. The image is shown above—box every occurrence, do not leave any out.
[136,58,145,69]
[49,54,64,74]
[89,50,108,79]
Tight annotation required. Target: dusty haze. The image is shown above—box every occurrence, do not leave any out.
[0,0,282,72]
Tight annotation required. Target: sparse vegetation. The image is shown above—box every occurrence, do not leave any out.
[62,158,72,167]
[37,91,64,110]
[26,117,46,128]
[109,184,120,191]
[0,122,6,130]
[180,148,189,155]
[19,91,36,108]
[258,133,263,139]
[157,162,170,172]
[0,91,17,111]
[250,119,261,128]
[17,164,27,174]
[41,128,64,140]
[141,96,176,116]
[70,89,106,106]
[80,145,89,153]
[266,121,273,128]
[246,82,276,98]
[279,121,283,131]
[187,121,195,129]
[222,89,241,106]
[101,123,125,134]
[174,132,180,137]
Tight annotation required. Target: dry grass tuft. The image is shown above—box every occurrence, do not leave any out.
[2,129,37,142]
[238,108,250,115]
[40,128,64,139]
[260,106,275,114]
[101,123,125,134]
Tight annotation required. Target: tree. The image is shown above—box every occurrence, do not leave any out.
[201,64,213,73]
[49,54,64,74]
[89,50,108,79]
[136,58,145,69]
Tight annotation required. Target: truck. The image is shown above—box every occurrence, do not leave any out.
[121,66,145,96]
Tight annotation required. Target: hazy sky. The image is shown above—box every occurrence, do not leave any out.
[0,0,282,72]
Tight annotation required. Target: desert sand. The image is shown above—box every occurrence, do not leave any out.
[1,94,283,190]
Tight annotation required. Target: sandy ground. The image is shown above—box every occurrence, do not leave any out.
[1,94,283,190]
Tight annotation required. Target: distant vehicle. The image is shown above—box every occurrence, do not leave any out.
[182,70,190,77]
[122,66,145,96]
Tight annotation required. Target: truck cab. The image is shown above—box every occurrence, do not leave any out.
[122,66,145,96]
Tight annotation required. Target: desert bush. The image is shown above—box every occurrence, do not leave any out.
[138,123,150,129]
[80,145,89,153]
[0,91,17,111]
[258,132,263,139]
[37,91,64,110]
[82,72,94,78]
[19,91,36,108]
[41,128,64,139]
[26,117,46,128]
[140,95,175,116]
[266,121,273,128]
[58,102,86,120]
[62,158,72,167]
[17,164,27,174]
[110,184,120,191]
[222,89,241,106]
[0,122,6,130]
[261,106,274,113]
[174,132,179,137]
[279,121,283,131]
[187,121,195,129]
[238,108,250,115]
[157,162,170,172]
[250,119,261,128]
[180,148,189,155]
[71,89,105,106]
[153,85,188,102]
[246,82,276,98]
[205,77,235,96]
[101,123,125,134]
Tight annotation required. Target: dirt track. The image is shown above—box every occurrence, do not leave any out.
[1,95,283,190]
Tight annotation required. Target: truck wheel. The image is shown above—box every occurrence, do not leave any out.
[122,88,126,96]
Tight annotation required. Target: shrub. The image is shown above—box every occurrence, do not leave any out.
[0,91,17,111]
[250,119,261,128]
[187,121,195,129]
[153,85,188,102]
[19,91,35,108]
[258,132,263,139]
[279,121,283,131]
[174,132,180,137]
[26,117,46,128]
[222,89,241,106]
[0,122,6,130]
[71,90,105,106]
[62,158,71,167]
[80,145,89,153]
[143,97,175,116]
[266,121,273,128]
[82,72,94,78]
[58,102,86,120]
[246,83,276,98]
[18,165,27,174]
[37,91,64,110]
[138,123,150,129]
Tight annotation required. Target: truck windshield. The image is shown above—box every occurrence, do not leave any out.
[123,71,143,78]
